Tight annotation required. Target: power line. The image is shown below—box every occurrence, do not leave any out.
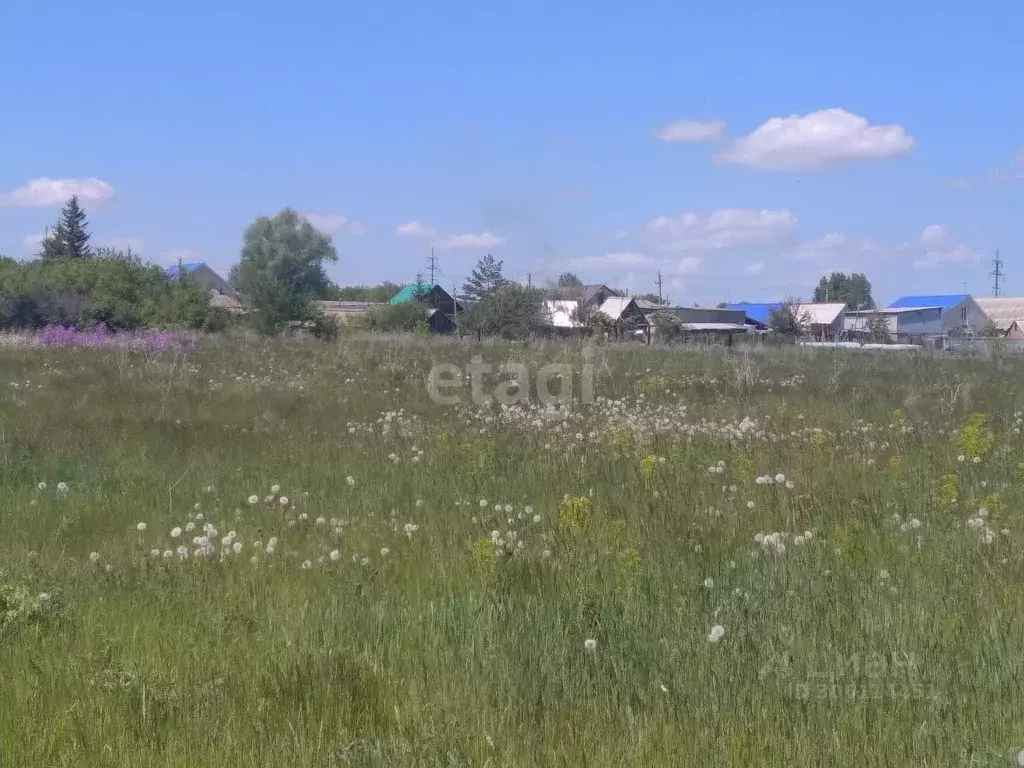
[427,248,438,284]
[990,249,1005,298]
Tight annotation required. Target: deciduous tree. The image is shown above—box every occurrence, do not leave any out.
[813,272,874,309]
[768,300,811,339]
[229,209,337,334]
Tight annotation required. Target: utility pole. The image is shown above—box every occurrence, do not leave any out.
[527,273,532,288]
[990,249,1005,298]
[427,248,438,284]
[655,271,663,304]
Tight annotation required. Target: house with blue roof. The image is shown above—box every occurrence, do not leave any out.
[724,302,782,328]
[845,294,987,341]
[165,262,236,298]
[884,294,987,336]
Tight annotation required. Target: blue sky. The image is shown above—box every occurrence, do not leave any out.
[2,0,1022,305]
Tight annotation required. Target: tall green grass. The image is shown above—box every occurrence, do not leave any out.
[2,336,1024,766]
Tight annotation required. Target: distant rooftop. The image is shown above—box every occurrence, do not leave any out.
[887,294,969,312]
[724,302,783,325]
[165,262,205,278]
[390,282,446,305]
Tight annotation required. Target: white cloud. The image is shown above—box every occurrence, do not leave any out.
[1015,146,1024,165]
[437,231,505,250]
[654,119,725,142]
[914,224,980,269]
[786,225,978,271]
[569,252,654,269]
[673,256,703,275]
[567,252,701,279]
[920,224,946,246]
[644,208,797,251]
[613,229,629,241]
[742,261,765,276]
[396,220,437,239]
[715,108,914,171]
[0,177,115,207]
[303,213,365,236]
[396,221,505,250]
[788,232,881,264]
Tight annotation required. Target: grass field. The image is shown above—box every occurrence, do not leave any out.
[2,336,1024,766]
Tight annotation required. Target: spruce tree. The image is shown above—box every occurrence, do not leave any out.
[461,254,509,303]
[60,195,93,258]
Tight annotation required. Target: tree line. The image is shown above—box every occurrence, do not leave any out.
[1,197,224,332]
[0,198,888,341]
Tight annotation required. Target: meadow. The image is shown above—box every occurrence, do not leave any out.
[2,334,1024,766]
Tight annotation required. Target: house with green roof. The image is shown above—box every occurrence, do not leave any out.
[389,283,462,317]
